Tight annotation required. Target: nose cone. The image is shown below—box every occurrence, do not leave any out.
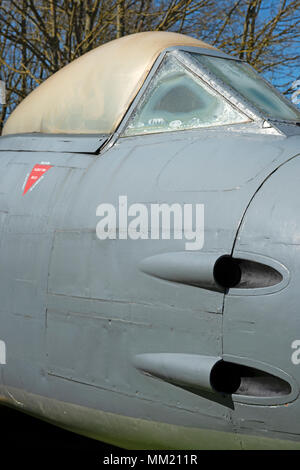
[223,153,300,437]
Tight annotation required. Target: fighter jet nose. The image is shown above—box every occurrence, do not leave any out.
[223,153,300,410]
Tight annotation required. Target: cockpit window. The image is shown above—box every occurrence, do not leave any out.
[124,54,248,136]
[190,54,300,122]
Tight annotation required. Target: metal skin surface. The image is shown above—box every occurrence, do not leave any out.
[1,38,300,449]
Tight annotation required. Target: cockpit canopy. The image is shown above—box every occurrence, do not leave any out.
[2,32,216,136]
[3,31,300,137]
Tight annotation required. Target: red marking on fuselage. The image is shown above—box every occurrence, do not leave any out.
[23,164,52,195]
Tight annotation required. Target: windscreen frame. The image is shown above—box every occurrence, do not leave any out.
[188,51,300,124]
[117,45,269,141]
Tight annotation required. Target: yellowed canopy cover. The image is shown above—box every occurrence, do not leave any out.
[2,31,216,136]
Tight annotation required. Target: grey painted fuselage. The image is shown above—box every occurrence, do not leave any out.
[1,39,300,448]
[1,123,300,449]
